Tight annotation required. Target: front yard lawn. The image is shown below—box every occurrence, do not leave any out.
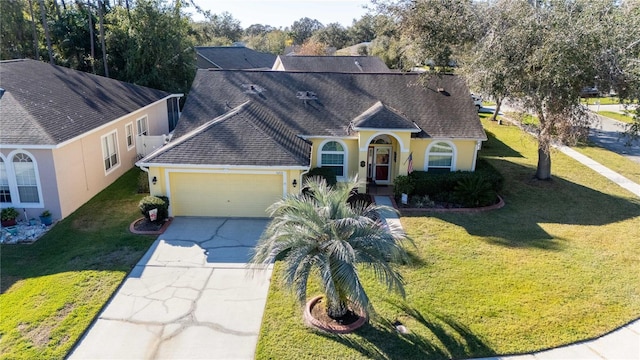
[597,110,636,124]
[255,119,640,359]
[0,169,155,360]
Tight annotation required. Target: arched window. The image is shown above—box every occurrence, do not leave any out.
[426,141,456,172]
[13,153,40,203]
[319,140,347,179]
[0,158,11,203]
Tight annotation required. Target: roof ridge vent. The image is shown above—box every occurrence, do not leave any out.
[242,83,264,94]
[354,59,363,72]
[296,91,317,100]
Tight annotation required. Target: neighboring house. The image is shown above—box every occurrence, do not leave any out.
[136,69,486,218]
[0,59,182,222]
[195,46,277,69]
[272,55,391,73]
[335,42,372,56]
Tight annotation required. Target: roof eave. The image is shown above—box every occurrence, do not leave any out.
[352,127,422,133]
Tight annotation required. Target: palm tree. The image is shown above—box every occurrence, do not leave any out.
[251,177,411,320]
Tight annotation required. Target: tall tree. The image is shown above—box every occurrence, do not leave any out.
[311,22,349,50]
[86,0,95,73]
[390,0,639,180]
[28,0,40,60]
[97,0,108,77]
[38,0,55,64]
[289,17,323,45]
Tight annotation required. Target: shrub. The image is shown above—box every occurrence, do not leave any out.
[138,196,169,223]
[304,167,337,186]
[454,177,497,207]
[393,175,415,197]
[409,195,435,208]
[399,159,503,207]
[1,207,19,221]
[137,171,150,193]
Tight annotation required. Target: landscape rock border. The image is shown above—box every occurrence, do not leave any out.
[129,217,173,235]
[303,295,368,334]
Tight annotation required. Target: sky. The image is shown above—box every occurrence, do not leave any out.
[187,0,371,29]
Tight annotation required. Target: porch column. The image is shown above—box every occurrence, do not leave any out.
[357,149,368,193]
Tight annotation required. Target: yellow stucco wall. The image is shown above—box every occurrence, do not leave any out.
[146,166,304,218]
[308,138,360,180]
[409,138,479,172]
[304,134,480,193]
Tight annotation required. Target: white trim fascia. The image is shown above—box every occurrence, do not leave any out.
[53,94,182,149]
[138,162,310,171]
[359,132,409,152]
[299,135,358,140]
[136,102,250,165]
[352,126,421,133]
[197,53,222,69]
[0,144,56,150]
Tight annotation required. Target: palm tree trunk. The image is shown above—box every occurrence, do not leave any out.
[27,0,40,60]
[38,0,54,64]
[97,0,108,77]
[327,299,349,319]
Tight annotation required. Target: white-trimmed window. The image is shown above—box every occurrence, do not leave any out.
[13,153,40,203]
[425,141,456,172]
[136,115,149,136]
[125,123,135,150]
[0,152,43,207]
[102,131,120,173]
[0,158,11,203]
[319,140,347,180]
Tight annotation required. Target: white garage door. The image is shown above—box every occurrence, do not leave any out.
[169,172,284,217]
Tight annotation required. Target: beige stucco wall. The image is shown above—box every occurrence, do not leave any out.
[51,100,170,219]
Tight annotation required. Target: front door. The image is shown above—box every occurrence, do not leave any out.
[373,146,391,184]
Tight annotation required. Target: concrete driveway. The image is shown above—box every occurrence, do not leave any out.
[68,217,272,360]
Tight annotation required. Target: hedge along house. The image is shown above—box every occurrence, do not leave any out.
[0,59,182,222]
[137,69,486,218]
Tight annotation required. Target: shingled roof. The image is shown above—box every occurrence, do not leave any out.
[174,69,485,138]
[148,69,485,168]
[0,59,172,146]
[141,101,311,167]
[195,46,277,69]
[273,55,390,73]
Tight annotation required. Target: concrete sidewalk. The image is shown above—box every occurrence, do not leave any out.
[68,217,272,360]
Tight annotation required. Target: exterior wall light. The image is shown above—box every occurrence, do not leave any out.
[292,179,297,188]
[152,176,157,185]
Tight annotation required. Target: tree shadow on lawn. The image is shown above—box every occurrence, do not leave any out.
[422,157,640,249]
[317,301,494,360]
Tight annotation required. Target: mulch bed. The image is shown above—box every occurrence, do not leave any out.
[129,217,172,235]
[310,297,362,327]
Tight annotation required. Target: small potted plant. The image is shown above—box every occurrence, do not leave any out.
[1,207,20,227]
[39,210,53,226]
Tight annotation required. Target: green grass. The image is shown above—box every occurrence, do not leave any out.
[597,110,636,124]
[580,97,623,105]
[573,142,640,185]
[255,120,640,360]
[0,169,155,360]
